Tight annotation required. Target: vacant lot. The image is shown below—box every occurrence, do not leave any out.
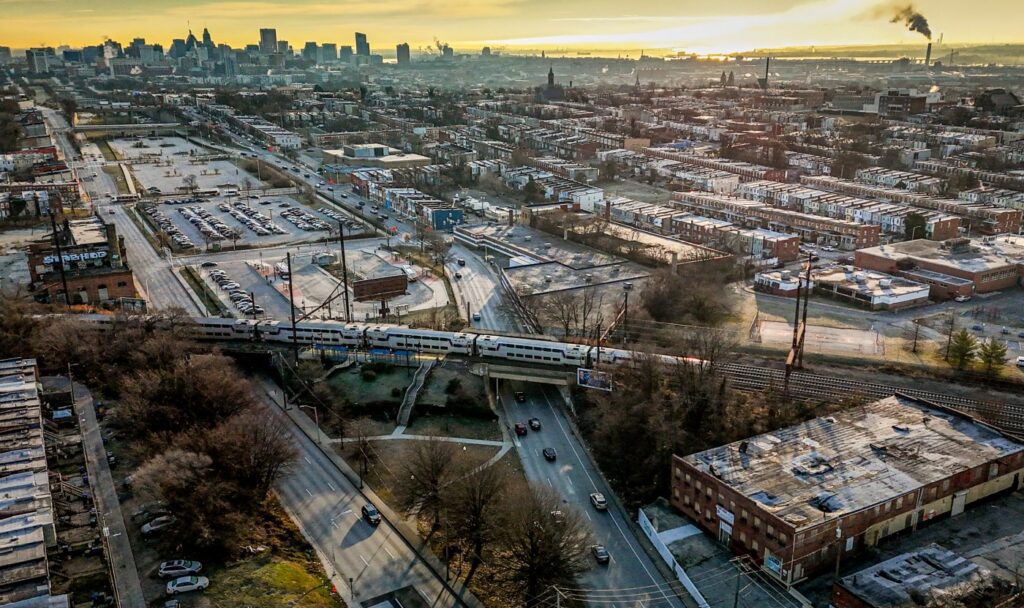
[326,363,412,407]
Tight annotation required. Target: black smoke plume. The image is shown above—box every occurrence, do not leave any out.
[889,4,932,39]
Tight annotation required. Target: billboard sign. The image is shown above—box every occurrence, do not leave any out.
[352,273,408,302]
[577,368,612,392]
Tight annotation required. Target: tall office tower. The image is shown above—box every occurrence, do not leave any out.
[321,43,337,62]
[259,28,277,53]
[396,43,410,65]
[340,45,354,62]
[277,41,290,55]
[302,42,318,61]
[355,32,369,56]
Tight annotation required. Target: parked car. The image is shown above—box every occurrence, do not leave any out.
[514,423,528,436]
[158,560,202,579]
[472,313,481,322]
[591,545,610,565]
[954,295,972,302]
[542,448,557,462]
[166,575,209,595]
[1017,356,1024,368]
[528,417,541,430]
[362,504,382,526]
[1001,327,1010,335]
[142,515,177,535]
[972,324,984,331]
[515,392,527,403]
[454,272,462,280]
[457,258,467,266]
[200,261,217,268]
[589,492,608,511]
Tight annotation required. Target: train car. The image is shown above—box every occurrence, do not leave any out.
[475,335,588,366]
[370,326,472,355]
[272,320,367,347]
[192,317,254,339]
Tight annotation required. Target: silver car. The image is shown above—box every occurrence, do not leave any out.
[158,560,202,579]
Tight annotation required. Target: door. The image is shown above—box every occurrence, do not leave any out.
[951,490,968,517]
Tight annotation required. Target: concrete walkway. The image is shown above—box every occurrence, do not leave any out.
[71,380,145,608]
[332,434,505,447]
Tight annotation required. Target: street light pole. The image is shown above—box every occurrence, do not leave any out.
[298,404,321,444]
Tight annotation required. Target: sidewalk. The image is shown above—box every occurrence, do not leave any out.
[259,376,484,608]
[71,381,146,608]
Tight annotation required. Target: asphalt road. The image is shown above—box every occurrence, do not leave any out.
[40,107,203,314]
[263,382,477,607]
[497,380,689,607]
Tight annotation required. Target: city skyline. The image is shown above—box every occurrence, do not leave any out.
[0,0,1021,54]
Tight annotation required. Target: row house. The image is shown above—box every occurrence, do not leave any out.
[915,159,1024,193]
[529,157,599,183]
[738,181,961,240]
[803,175,1023,235]
[854,167,942,194]
[960,187,1024,210]
[671,191,880,250]
[594,197,800,262]
[644,148,788,182]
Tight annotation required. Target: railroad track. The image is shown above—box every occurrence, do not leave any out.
[718,363,1024,434]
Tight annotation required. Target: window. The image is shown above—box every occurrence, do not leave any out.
[779,533,788,545]
[795,533,805,546]
[752,540,758,552]
[706,488,713,499]
[767,525,775,538]
[685,473,692,484]
[739,532,746,545]
[941,479,950,492]
[754,517,761,531]
[741,509,748,522]
[896,496,903,509]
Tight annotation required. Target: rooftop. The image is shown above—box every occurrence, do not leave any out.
[857,238,1022,275]
[836,544,1007,608]
[680,396,1024,531]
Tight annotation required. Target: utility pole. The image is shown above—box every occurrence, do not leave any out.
[797,255,812,368]
[287,252,298,363]
[732,563,742,608]
[944,312,956,360]
[49,211,71,309]
[337,220,351,322]
[911,319,920,353]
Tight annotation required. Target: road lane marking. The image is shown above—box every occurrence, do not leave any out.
[360,555,369,566]
[328,482,336,492]
[304,456,312,464]
[541,387,675,606]
[384,546,395,560]
[305,488,313,498]
[585,511,592,521]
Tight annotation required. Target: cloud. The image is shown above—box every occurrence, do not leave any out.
[164,0,519,20]
[485,0,901,51]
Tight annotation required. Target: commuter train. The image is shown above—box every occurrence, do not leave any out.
[72,314,681,369]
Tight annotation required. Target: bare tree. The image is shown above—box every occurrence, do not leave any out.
[448,456,510,565]
[497,484,592,605]
[395,437,459,527]
[206,408,297,503]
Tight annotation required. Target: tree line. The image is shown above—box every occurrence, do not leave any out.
[0,301,296,556]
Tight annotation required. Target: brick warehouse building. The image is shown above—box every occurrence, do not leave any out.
[670,395,1024,587]
[28,216,138,307]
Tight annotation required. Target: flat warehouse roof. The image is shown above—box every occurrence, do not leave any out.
[679,396,1024,531]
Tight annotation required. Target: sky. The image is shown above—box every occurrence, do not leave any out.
[0,0,1019,55]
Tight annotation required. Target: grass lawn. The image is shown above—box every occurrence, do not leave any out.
[405,415,501,441]
[102,165,131,194]
[325,364,413,406]
[181,498,344,607]
[416,363,485,407]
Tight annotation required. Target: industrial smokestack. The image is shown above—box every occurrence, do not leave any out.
[924,42,932,71]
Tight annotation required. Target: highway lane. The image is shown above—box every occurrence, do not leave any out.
[262,383,477,607]
[38,106,203,314]
[498,380,690,607]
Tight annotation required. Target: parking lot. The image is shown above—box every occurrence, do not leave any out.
[193,245,450,321]
[141,196,366,251]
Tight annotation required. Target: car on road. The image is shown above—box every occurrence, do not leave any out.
[107,208,115,214]
[528,417,541,430]
[515,392,527,403]
[362,504,382,526]
[542,447,557,461]
[954,295,972,302]
[454,272,462,280]
[1018,331,1024,339]
[158,560,202,579]
[809,255,821,262]
[589,493,608,511]
[592,545,610,565]
[142,515,177,535]
[457,258,466,266]
[472,313,481,322]
[514,423,528,436]
[1017,356,1024,368]
[200,261,217,268]
[166,575,209,595]
[972,324,984,331]
[1001,327,1010,335]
